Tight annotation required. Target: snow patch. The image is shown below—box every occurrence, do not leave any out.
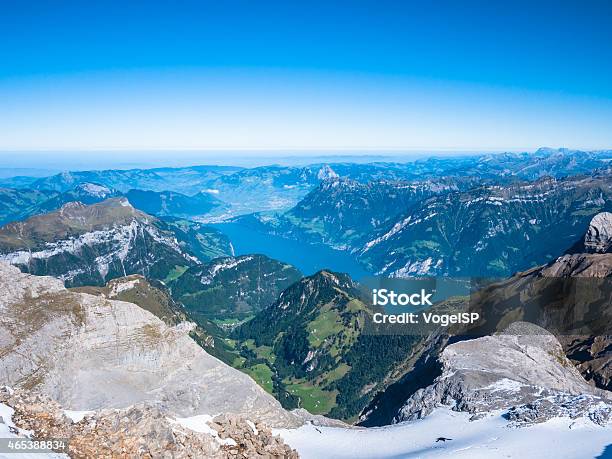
[63,410,94,423]
[199,256,253,285]
[79,183,111,197]
[171,415,237,447]
[277,407,612,459]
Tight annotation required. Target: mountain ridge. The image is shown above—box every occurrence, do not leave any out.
[0,198,231,286]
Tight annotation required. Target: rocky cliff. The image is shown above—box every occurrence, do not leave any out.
[0,262,298,429]
[395,322,611,425]
[0,198,231,286]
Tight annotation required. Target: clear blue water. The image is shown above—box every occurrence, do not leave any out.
[211,222,371,280]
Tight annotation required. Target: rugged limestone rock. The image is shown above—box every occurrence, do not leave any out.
[72,274,219,350]
[0,262,299,428]
[465,244,612,391]
[583,211,612,253]
[505,393,612,427]
[0,388,298,458]
[395,322,611,425]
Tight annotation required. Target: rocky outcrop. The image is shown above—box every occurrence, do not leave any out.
[0,262,299,428]
[463,249,612,390]
[395,322,611,425]
[72,274,191,327]
[504,393,611,427]
[584,211,612,253]
[1,388,298,458]
[562,335,612,391]
[539,252,612,277]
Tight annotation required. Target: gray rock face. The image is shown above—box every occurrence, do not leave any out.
[505,394,611,426]
[0,262,299,428]
[395,322,611,425]
[584,212,612,253]
[0,198,231,287]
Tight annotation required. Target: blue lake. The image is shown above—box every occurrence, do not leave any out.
[211,222,371,280]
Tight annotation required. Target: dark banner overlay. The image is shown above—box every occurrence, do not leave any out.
[358,276,612,337]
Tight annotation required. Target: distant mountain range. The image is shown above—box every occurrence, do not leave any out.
[236,176,483,250]
[0,182,226,226]
[2,148,611,222]
[360,171,612,277]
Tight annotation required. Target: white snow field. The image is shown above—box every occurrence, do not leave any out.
[277,408,612,459]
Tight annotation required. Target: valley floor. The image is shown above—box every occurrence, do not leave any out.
[276,408,612,459]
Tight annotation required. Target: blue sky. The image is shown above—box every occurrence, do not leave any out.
[1,0,611,152]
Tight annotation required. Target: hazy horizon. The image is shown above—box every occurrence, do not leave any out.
[0,147,603,172]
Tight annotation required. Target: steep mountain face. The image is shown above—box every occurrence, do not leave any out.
[233,271,417,421]
[360,213,612,426]
[446,247,612,393]
[170,254,302,322]
[473,212,612,391]
[0,188,58,225]
[0,198,231,287]
[360,173,612,277]
[238,177,480,250]
[394,322,611,425]
[568,210,612,254]
[0,262,298,428]
[72,272,250,367]
[583,211,612,252]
